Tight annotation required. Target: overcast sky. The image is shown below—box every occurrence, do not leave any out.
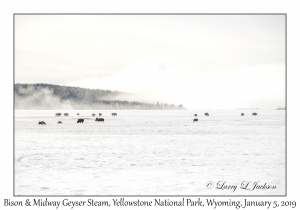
[15,15,285,109]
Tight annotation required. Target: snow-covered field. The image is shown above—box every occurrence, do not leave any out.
[15,110,285,195]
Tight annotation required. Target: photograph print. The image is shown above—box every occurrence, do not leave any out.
[14,14,286,195]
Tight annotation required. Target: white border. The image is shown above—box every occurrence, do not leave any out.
[1,0,299,209]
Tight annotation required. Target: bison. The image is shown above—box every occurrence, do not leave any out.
[205,113,209,116]
[38,121,46,125]
[77,119,84,123]
[252,112,258,116]
[55,113,61,117]
[77,113,80,116]
[92,113,95,117]
[64,113,69,116]
[193,119,198,122]
[95,118,104,122]
[99,113,102,116]
[241,113,244,116]
[58,121,62,124]
[194,114,197,116]
[112,113,117,116]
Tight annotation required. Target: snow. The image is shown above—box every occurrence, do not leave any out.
[15,110,285,195]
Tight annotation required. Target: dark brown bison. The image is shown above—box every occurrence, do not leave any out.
[112,113,117,116]
[92,113,95,117]
[55,113,61,116]
[38,121,46,125]
[77,119,84,123]
[194,114,197,116]
[95,118,104,122]
[205,113,209,116]
[193,119,198,122]
[64,113,69,116]
[77,113,80,116]
[252,112,258,116]
[241,113,244,116]
[99,113,102,116]
[58,121,62,124]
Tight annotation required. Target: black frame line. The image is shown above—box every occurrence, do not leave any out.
[13,13,287,197]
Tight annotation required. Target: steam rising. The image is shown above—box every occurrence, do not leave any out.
[67,57,285,109]
[14,83,184,110]
[15,86,73,110]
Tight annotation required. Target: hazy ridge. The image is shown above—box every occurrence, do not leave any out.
[14,83,185,110]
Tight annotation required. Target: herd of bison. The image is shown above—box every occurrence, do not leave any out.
[38,112,258,125]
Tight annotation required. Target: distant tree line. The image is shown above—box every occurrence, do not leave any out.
[15,83,125,101]
[14,83,185,110]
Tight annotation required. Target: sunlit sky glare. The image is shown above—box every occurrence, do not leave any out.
[15,15,285,109]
